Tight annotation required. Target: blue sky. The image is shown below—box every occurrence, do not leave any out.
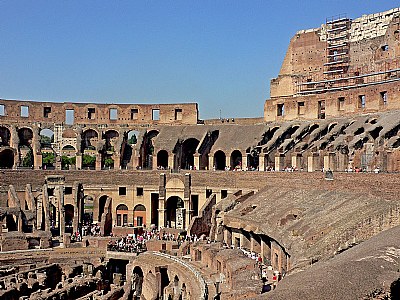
[0,1,398,119]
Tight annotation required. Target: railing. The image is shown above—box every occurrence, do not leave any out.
[151,251,208,300]
[297,67,400,95]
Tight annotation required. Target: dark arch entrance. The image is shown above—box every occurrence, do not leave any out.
[230,150,242,170]
[141,130,159,169]
[166,196,184,228]
[64,204,74,233]
[180,138,199,170]
[0,149,14,169]
[18,128,34,168]
[214,150,226,170]
[247,149,259,170]
[0,126,11,146]
[81,129,98,151]
[157,150,169,169]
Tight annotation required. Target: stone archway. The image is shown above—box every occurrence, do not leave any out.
[18,127,34,168]
[0,126,11,146]
[64,204,74,233]
[165,196,184,229]
[0,148,14,169]
[179,138,199,170]
[230,150,242,170]
[157,150,169,169]
[116,204,128,227]
[214,150,226,170]
[133,204,146,227]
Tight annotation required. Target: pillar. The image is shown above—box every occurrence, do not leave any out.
[168,155,174,170]
[224,228,232,246]
[208,155,214,171]
[275,154,284,171]
[193,154,200,170]
[152,154,158,170]
[132,154,140,170]
[76,154,82,170]
[259,155,265,171]
[35,153,43,170]
[324,152,336,171]
[242,156,247,170]
[33,127,41,170]
[114,154,121,170]
[292,154,302,170]
[96,154,102,170]
[225,156,230,170]
[308,153,320,172]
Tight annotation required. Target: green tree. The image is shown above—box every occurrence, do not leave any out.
[104,157,114,168]
[40,135,52,144]
[42,152,55,166]
[61,156,70,170]
[82,154,96,167]
[128,134,137,145]
[22,150,33,167]
[61,156,76,169]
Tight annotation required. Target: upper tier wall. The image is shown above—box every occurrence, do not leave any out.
[0,99,199,125]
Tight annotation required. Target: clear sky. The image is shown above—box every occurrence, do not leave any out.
[0,1,398,119]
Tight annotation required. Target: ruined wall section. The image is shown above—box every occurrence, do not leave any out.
[265,8,400,122]
[0,99,198,125]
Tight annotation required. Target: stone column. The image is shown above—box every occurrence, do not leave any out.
[224,228,232,245]
[259,155,265,171]
[250,234,255,252]
[152,154,158,170]
[225,156,230,170]
[275,154,285,171]
[59,187,65,238]
[308,153,320,172]
[33,127,41,170]
[158,173,166,227]
[242,156,248,170]
[324,152,336,171]
[168,154,174,170]
[75,154,82,170]
[292,154,302,169]
[96,154,102,170]
[260,237,271,264]
[208,155,214,171]
[10,125,19,168]
[193,154,200,170]
[114,154,121,170]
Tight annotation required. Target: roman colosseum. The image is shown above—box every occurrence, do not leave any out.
[1,7,400,300]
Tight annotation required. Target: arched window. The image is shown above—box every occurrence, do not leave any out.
[116,204,129,226]
[134,204,146,227]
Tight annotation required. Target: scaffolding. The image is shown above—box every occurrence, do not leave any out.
[324,14,351,77]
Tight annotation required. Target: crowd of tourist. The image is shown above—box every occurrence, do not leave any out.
[107,234,147,253]
[82,223,101,236]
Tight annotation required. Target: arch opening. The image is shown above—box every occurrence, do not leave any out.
[64,204,74,233]
[140,130,159,169]
[133,204,146,227]
[0,149,14,169]
[157,150,169,169]
[166,196,184,228]
[214,150,226,170]
[116,204,128,227]
[179,138,199,170]
[230,150,242,170]
[0,126,11,146]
